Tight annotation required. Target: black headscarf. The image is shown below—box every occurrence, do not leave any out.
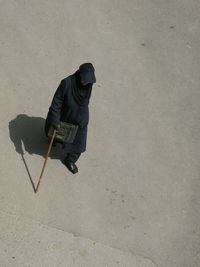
[72,70,93,106]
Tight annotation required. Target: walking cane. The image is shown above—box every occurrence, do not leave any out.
[36,129,57,193]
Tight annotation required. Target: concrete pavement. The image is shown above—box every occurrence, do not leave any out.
[1,0,200,266]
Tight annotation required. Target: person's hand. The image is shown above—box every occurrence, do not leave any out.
[52,121,61,130]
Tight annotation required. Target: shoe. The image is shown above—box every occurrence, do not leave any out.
[64,159,78,174]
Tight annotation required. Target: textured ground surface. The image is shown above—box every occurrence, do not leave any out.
[1,0,200,266]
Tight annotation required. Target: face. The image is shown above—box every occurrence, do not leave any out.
[80,79,88,86]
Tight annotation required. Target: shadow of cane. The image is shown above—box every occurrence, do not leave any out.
[8,114,61,193]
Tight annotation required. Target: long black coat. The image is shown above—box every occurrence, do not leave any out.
[45,74,90,153]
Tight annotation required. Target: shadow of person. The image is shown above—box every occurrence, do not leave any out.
[9,114,62,192]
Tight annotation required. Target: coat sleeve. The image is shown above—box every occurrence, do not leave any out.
[49,79,66,124]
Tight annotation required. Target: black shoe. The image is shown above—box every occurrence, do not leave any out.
[63,159,78,174]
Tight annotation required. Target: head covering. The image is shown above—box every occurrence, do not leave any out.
[72,63,96,106]
[79,63,96,84]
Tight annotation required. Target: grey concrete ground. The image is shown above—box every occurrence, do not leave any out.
[0,0,200,266]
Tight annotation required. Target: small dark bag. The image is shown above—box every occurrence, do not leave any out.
[48,122,78,144]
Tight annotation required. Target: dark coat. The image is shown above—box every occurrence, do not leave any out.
[45,74,90,153]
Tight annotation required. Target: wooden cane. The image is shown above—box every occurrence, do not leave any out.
[36,129,57,193]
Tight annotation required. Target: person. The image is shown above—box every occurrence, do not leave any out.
[45,63,96,174]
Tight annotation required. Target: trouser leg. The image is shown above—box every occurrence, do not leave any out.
[65,152,81,163]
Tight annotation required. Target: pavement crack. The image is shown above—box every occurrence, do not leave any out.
[0,209,158,266]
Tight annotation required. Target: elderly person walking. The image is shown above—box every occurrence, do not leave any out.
[45,63,96,174]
